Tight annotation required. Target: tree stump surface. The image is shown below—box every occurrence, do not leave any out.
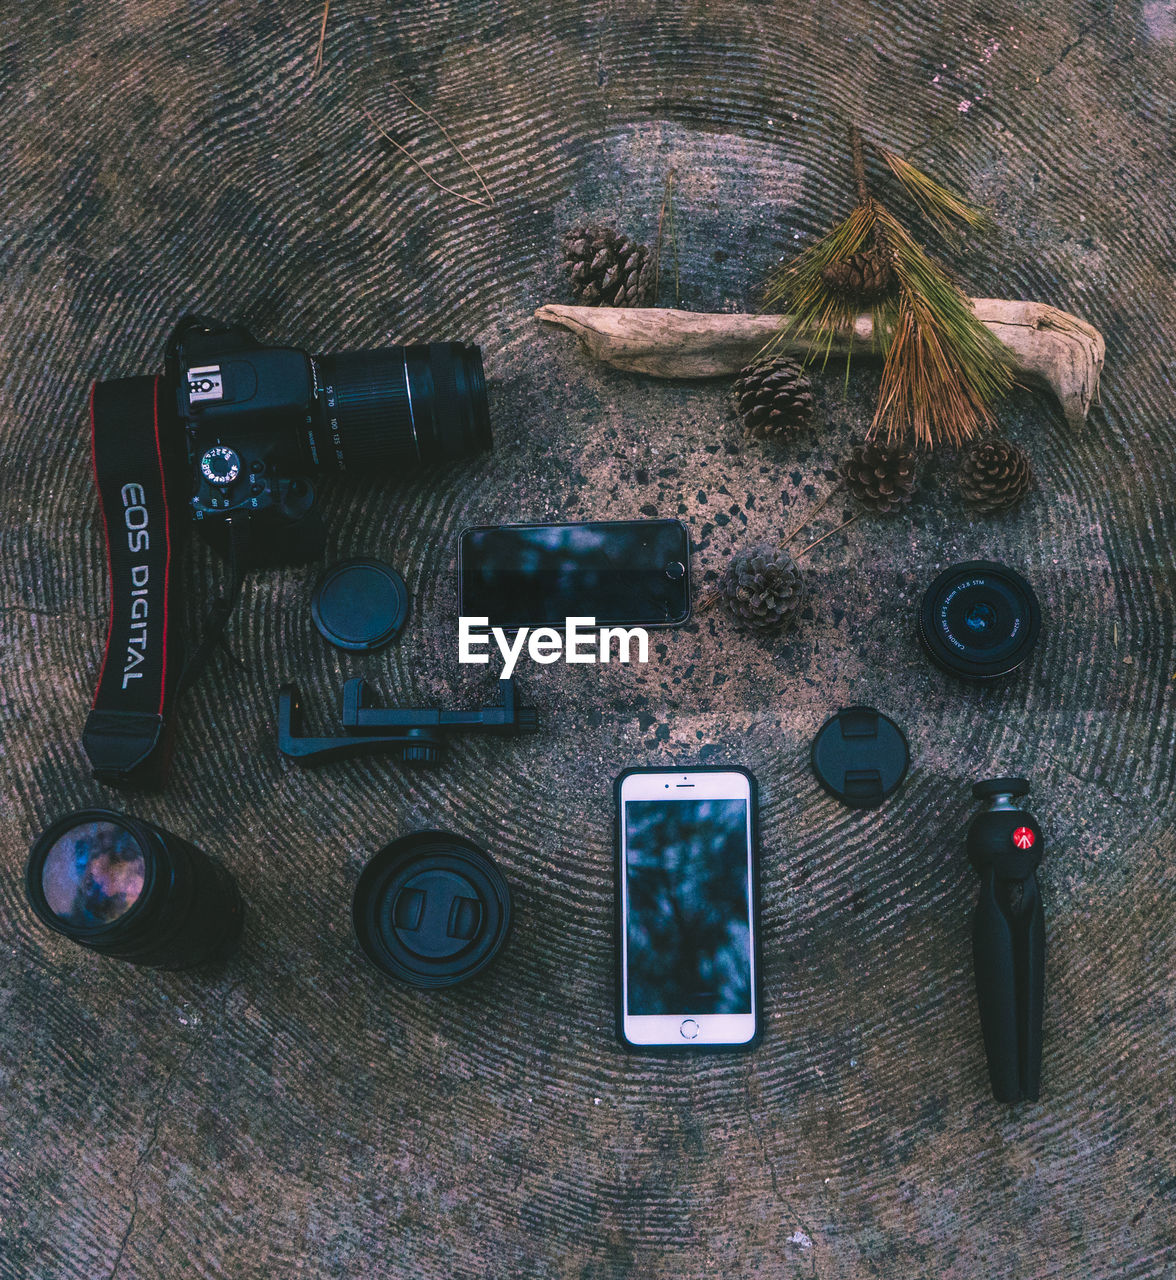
[1,3,1173,1277]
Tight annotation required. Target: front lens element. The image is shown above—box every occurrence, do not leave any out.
[41,820,146,928]
[26,809,243,968]
[964,601,997,634]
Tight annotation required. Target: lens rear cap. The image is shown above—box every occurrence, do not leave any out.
[353,831,512,988]
[311,557,408,652]
[811,706,910,808]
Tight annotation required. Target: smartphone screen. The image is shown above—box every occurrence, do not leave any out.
[459,520,690,629]
[618,770,757,1048]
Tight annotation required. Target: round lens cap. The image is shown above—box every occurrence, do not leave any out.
[811,706,910,808]
[311,558,409,652]
[353,832,512,988]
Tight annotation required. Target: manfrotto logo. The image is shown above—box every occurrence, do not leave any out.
[459,616,650,679]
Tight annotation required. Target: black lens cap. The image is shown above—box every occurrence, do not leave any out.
[811,706,910,808]
[918,560,1041,681]
[311,557,409,652]
[353,831,512,988]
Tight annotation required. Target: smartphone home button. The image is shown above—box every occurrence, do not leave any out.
[680,1018,700,1040]
[665,560,686,580]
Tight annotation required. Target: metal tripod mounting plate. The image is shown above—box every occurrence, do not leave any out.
[276,677,538,766]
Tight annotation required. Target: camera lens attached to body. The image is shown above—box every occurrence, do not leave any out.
[918,560,1041,681]
[25,810,243,969]
[312,342,490,473]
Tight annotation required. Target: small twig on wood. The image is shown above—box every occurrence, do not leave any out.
[793,512,861,558]
[388,79,494,205]
[779,482,843,551]
[849,123,871,207]
[850,123,894,271]
[698,480,847,613]
[361,107,493,209]
[312,0,330,78]
[652,167,680,307]
[654,170,675,305]
[669,179,680,306]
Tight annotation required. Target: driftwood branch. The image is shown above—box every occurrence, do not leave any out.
[534,301,1105,429]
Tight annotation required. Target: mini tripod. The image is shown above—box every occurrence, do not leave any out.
[966,777,1046,1103]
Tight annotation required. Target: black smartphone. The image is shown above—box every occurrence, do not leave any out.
[459,519,691,629]
[615,767,761,1051]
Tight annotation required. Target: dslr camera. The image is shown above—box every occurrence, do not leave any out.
[167,316,492,566]
[81,315,491,788]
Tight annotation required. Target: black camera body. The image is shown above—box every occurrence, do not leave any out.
[171,320,324,565]
[168,317,492,568]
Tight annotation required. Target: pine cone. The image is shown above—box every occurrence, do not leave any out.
[732,358,814,439]
[561,224,654,307]
[719,545,806,632]
[840,441,918,514]
[821,249,895,305]
[959,438,1033,513]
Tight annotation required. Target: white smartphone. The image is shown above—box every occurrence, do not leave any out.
[615,767,760,1050]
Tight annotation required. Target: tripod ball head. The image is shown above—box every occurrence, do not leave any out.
[968,777,1044,880]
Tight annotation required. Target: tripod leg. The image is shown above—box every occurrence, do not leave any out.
[973,868,1023,1102]
[1018,874,1045,1102]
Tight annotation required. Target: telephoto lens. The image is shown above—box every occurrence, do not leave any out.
[311,342,491,474]
[25,810,243,969]
[918,560,1042,680]
[353,831,513,988]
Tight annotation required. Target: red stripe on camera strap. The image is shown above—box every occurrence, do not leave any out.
[83,375,184,789]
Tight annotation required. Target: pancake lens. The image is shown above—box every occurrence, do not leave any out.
[41,820,146,928]
[918,560,1042,680]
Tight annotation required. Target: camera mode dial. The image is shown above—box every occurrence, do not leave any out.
[200,445,241,487]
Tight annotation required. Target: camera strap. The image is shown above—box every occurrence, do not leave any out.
[83,375,184,789]
[176,519,250,697]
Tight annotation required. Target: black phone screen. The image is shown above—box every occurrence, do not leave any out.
[624,798,752,1016]
[459,520,690,629]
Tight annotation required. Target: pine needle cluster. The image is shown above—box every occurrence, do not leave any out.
[761,127,1013,448]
